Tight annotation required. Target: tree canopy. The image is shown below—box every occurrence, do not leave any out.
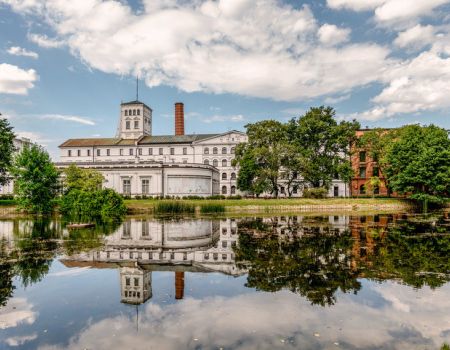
[0,118,16,187]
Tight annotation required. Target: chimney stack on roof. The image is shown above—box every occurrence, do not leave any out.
[175,102,185,136]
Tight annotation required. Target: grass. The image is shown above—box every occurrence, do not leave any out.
[154,201,195,214]
[200,203,226,214]
[0,199,17,206]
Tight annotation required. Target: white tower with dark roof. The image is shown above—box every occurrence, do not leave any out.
[117,100,152,139]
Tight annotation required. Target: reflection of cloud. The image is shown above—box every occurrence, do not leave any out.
[48,267,91,277]
[0,298,37,330]
[5,333,38,346]
[36,281,450,350]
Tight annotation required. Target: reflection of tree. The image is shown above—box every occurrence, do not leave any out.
[0,239,15,307]
[235,219,361,306]
[363,218,450,289]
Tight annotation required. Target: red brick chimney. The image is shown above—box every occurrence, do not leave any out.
[175,102,184,136]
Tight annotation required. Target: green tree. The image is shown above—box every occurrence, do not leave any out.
[364,176,382,198]
[0,117,16,187]
[287,106,360,188]
[234,120,288,197]
[64,164,103,193]
[383,125,450,209]
[10,144,59,214]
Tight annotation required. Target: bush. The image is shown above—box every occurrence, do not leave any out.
[200,203,226,214]
[0,194,14,200]
[207,195,226,200]
[303,187,328,199]
[154,201,195,214]
[227,195,242,200]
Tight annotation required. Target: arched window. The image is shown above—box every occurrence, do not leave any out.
[204,147,209,154]
[222,159,227,167]
[231,172,236,180]
[133,109,136,116]
[213,159,218,167]
[359,184,366,195]
[137,109,140,115]
[204,159,209,165]
[213,147,218,154]
[222,186,227,195]
[374,185,380,195]
[231,186,236,195]
[222,173,227,180]
[125,110,128,116]
[231,147,235,154]
[222,147,227,154]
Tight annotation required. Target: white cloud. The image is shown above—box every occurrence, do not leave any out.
[318,24,351,45]
[324,93,351,104]
[28,33,64,48]
[202,114,245,123]
[394,25,436,49]
[1,0,391,101]
[5,333,38,347]
[0,298,37,330]
[0,63,38,95]
[327,0,385,11]
[39,114,96,126]
[7,46,39,59]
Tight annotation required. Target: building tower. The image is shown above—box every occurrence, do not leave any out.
[117,100,152,139]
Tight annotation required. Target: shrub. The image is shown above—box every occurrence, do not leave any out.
[200,203,226,214]
[207,195,226,200]
[154,201,195,214]
[227,195,242,200]
[303,187,328,199]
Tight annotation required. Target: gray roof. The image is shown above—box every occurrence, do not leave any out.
[120,100,152,110]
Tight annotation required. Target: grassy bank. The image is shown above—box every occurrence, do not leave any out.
[125,197,415,214]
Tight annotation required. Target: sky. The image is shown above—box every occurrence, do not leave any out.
[0,0,449,159]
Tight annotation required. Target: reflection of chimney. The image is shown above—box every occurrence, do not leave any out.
[175,102,184,136]
[175,271,185,300]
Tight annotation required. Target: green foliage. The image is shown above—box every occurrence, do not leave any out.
[364,176,382,197]
[10,144,60,214]
[154,201,195,214]
[383,125,450,206]
[63,164,104,193]
[60,188,127,221]
[200,203,225,214]
[441,344,450,350]
[0,118,15,186]
[302,187,328,198]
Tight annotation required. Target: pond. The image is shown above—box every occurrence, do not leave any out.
[0,212,449,349]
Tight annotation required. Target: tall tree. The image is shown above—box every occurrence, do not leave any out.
[287,106,360,188]
[234,120,288,197]
[10,144,60,214]
[64,164,104,193]
[383,124,450,209]
[0,117,16,187]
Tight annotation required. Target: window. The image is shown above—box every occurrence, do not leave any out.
[222,241,227,248]
[68,150,72,157]
[183,147,187,155]
[231,172,236,180]
[126,121,130,130]
[87,149,91,156]
[231,186,236,195]
[222,159,227,167]
[138,148,142,156]
[123,179,131,194]
[142,220,149,236]
[222,186,227,195]
[222,147,227,154]
[359,151,366,162]
[142,179,150,194]
[293,187,298,194]
[133,109,136,116]
[137,109,140,115]
[170,148,174,155]
[129,148,134,156]
[374,186,380,195]
[204,147,209,154]
[77,150,81,157]
[134,120,139,129]
[120,149,123,156]
[125,110,128,116]
[334,186,339,197]
[204,159,210,165]
[159,148,163,155]
[123,221,131,237]
[97,149,100,156]
[213,147,218,154]
[134,278,139,287]
[372,167,379,177]
[106,149,110,156]
[231,147,235,154]
[126,277,130,286]
[149,148,153,155]
[359,184,366,195]
[359,167,366,178]
[213,159,218,167]
[222,173,227,180]
[280,186,285,194]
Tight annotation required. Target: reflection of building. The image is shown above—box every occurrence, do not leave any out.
[60,218,244,304]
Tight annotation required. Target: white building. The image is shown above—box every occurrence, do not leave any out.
[0,137,32,196]
[57,99,348,197]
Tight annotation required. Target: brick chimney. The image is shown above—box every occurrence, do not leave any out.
[175,102,184,136]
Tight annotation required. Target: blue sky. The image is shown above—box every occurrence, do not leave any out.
[0,0,449,158]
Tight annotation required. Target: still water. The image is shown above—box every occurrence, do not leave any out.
[0,213,449,349]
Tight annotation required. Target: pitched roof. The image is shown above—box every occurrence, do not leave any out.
[59,134,220,147]
[120,100,152,110]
